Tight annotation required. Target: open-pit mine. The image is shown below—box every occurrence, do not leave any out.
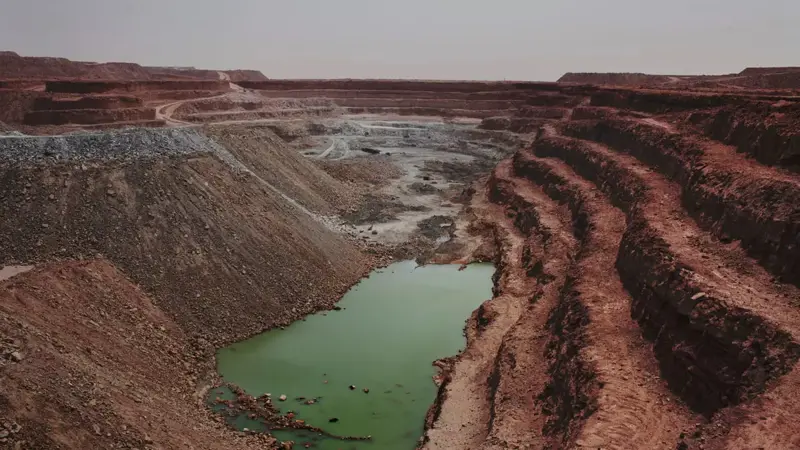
[1,51,800,449]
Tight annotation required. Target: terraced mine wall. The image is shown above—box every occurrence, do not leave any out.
[562,119,800,286]
[6,91,154,128]
[556,69,800,91]
[174,97,520,117]
[517,106,569,119]
[524,93,583,107]
[238,79,562,92]
[480,165,585,449]
[139,89,226,101]
[590,89,739,113]
[179,107,337,124]
[168,80,584,125]
[46,80,230,94]
[0,89,40,123]
[343,106,501,119]
[557,72,675,86]
[480,116,549,133]
[530,135,800,413]
[689,103,800,171]
[256,89,530,100]
[318,97,522,110]
[727,72,800,90]
[175,98,267,113]
[229,80,572,120]
[32,95,143,110]
[23,106,156,125]
[494,160,598,444]
[0,79,45,89]
[477,105,568,133]
[427,82,800,448]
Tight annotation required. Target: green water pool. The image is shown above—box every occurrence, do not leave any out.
[215,260,495,449]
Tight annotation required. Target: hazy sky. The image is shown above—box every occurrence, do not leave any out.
[1,0,798,81]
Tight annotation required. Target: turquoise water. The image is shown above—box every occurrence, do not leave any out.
[215,260,494,449]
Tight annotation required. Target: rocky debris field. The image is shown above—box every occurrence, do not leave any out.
[282,117,515,257]
[0,259,274,449]
[0,334,24,367]
[0,127,218,164]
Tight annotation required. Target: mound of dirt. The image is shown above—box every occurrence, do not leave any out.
[0,126,374,347]
[317,157,404,186]
[0,259,272,449]
[205,123,361,214]
[341,193,429,225]
[409,182,439,194]
[423,158,497,183]
[23,107,156,126]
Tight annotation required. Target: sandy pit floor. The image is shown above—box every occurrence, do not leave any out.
[302,117,507,247]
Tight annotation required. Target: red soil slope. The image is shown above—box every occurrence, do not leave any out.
[0,259,271,449]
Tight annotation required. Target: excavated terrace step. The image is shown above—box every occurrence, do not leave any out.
[254,89,532,100]
[510,151,697,449]
[532,128,800,415]
[343,107,508,119]
[482,159,576,449]
[423,162,568,449]
[562,118,800,287]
